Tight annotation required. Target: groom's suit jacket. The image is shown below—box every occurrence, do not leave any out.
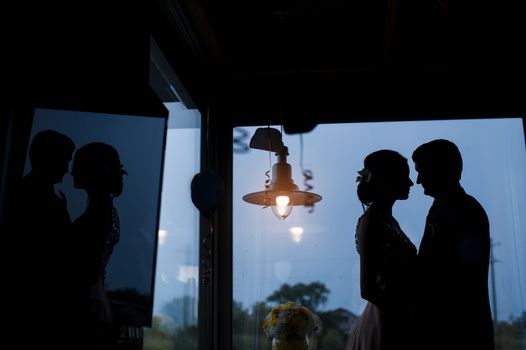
[417,185,494,350]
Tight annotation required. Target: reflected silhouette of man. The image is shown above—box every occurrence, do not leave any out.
[15,129,75,345]
[20,130,75,232]
[412,139,494,350]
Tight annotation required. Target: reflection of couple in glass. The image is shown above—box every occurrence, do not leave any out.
[18,130,126,339]
[347,140,494,350]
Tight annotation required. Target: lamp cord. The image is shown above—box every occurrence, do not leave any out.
[265,125,272,190]
[233,128,249,153]
[299,133,315,213]
[263,125,272,208]
[265,149,271,191]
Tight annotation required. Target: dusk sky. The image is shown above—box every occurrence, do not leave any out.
[233,118,525,322]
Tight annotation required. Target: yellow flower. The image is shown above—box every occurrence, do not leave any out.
[262,302,323,340]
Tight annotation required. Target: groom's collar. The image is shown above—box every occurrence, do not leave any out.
[433,183,465,204]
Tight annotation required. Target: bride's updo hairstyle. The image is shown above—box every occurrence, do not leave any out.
[357,149,408,206]
[72,142,126,197]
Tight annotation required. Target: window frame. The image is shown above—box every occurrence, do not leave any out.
[212,113,526,350]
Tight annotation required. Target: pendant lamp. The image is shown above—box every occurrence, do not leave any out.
[243,141,322,220]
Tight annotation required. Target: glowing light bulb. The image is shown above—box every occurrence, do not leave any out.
[271,195,293,219]
[276,195,290,206]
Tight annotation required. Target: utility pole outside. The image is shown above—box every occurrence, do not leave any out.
[490,238,500,324]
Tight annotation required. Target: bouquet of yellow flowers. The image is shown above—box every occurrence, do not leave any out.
[262,302,323,341]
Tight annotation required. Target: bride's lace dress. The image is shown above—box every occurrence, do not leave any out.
[346,208,417,350]
[73,202,120,324]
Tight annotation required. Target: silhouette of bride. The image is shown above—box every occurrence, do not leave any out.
[346,150,417,350]
[70,142,126,334]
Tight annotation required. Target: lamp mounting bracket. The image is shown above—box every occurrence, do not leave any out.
[249,127,285,153]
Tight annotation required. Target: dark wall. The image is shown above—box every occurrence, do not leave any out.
[4,1,150,106]
[1,3,170,348]
[1,1,169,231]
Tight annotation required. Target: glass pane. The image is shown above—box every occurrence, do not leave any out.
[143,102,201,349]
[25,108,165,328]
[233,118,526,350]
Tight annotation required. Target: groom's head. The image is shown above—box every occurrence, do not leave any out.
[412,139,462,198]
[29,129,75,184]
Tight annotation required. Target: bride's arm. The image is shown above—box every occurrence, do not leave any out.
[357,216,387,307]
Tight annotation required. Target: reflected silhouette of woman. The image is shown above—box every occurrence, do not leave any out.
[70,142,126,336]
[347,150,417,350]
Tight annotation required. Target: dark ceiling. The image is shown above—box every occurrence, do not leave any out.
[184,0,524,125]
[201,0,392,73]
[197,0,521,74]
[156,0,526,123]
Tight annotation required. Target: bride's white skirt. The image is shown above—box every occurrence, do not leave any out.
[346,302,381,350]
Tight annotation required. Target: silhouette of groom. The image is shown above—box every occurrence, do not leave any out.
[412,139,494,350]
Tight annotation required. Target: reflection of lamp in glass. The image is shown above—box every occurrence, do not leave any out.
[289,226,304,243]
[243,142,322,220]
[158,229,168,245]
